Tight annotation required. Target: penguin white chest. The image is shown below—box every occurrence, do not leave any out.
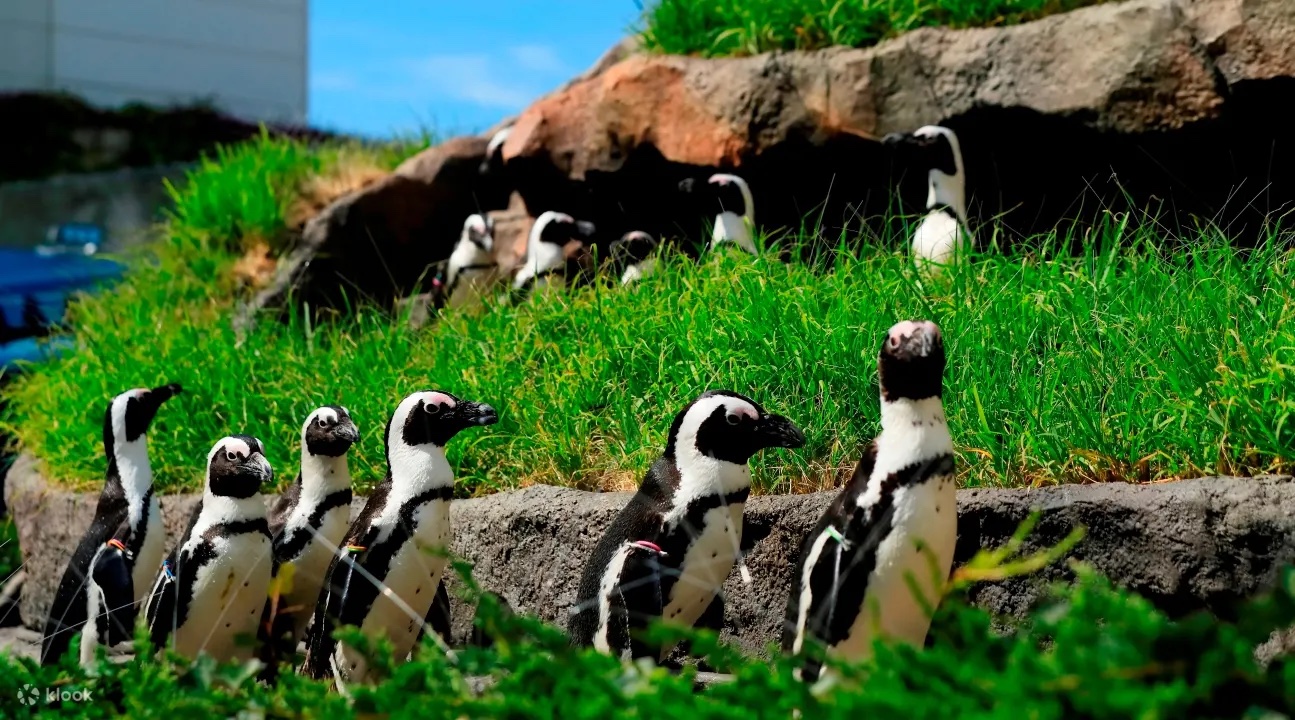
[661,502,744,634]
[833,475,956,661]
[912,210,967,266]
[712,212,754,253]
[132,500,166,606]
[173,534,272,662]
[620,259,656,285]
[361,499,451,660]
[282,506,351,638]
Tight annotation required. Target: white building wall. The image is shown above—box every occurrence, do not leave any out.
[0,0,307,124]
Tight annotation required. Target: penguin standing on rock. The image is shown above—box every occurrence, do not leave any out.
[783,320,956,687]
[145,435,274,662]
[883,126,972,267]
[41,383,182,668]
[302,390,498,685]
[570,390,805,661]
[435,214,500,312]
[259,406,359,666]
[512,211,595,296]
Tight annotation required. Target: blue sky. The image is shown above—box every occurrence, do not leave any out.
[309,1,642,138]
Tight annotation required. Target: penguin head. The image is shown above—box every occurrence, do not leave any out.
[479,125,512,175]
[388,390,500,451]
[302,405,359,458]
[706,173,752,217]
[104,383,183,450]
[461,214,495,253]
[664,390,805,466]
[519,211,595,285]
[883,125,966,217]
[206,435,272,499]
[878,320,946,403]
[610,231,659,269]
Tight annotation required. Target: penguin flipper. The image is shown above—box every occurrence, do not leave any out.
[617,551,666,660]
[411,581,453,652]
[144,550,180,653]
[91,537,138,646]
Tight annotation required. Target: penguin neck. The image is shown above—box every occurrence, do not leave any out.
[388,442,453,502]
[873,395,953,479]
[927,169,967,227]
[673,443,751,506]
[301,451,352,500]
[110,436,153,525]
[448,239,492,283]
[200,489,266,524]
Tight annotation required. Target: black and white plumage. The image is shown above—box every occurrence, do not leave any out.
[883,126,971,267]
[512,211,596,294]
[301,390,498,685]
[437,214,500,311]
[783,320,956,686]
[145,435,274,662]
[569,390,805,661]
[679,173,756,255]
[261,406,359,660]
[479,125,512,176]
[608,231,660,285]
[40,383,182,668]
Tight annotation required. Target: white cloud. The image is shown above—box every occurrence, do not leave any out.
[508,44,566,74]
[405,52,550,110]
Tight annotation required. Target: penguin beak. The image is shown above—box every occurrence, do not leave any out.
[460,402,499,427]
[755,413,806,450]
[131,382,182,433]
[246,451,273,484]
[334,417,360,445]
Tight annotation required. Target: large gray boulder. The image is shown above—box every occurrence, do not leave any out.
[7,453,1293,656]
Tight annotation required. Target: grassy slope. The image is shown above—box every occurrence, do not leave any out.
[2,136,1291,496]
[638,0,1112,57]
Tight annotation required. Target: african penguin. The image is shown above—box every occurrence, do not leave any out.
[145,435,274,662]
[783,320,956,687]
[40,383,182,668]
[883,126,971,267]
[479,125,512,175]
[512,211,595,295]
[609,231,660,285]
[569,390,805,661]
[437,214,501,311]
[301,390,498,685]
[260,406,359,662]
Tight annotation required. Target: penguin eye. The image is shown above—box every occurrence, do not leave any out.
[725,413,742,426]
[226,451,238,462]
[887,334,903,350]
[425,402,441,416]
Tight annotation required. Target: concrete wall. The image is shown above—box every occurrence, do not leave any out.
[0,164,190,250]
[0,0,307,124]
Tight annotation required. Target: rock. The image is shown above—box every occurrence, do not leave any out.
[236,136,513,328]
[8,454,1295,657]
[500,0,1295,242]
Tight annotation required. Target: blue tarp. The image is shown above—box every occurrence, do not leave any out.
[0,249,124,369]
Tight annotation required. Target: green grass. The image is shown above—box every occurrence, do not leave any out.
[638,0,1112,57]
[2,185,1292,495]
[5,548,1295,718]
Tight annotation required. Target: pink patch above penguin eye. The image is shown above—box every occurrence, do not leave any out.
[424,392,457,410]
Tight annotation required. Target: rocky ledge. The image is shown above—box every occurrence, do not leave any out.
[6,453,1293,656]
[242,0,1295,319]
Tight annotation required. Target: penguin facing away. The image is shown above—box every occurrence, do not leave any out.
[145,435,274,663]
[609,231,660,286]
[260,406,360,663]
[512,211,595,294]
[301,390,498,685]
[437,214,500,312]
[707,173,757,255]
[783,320,956,687]
[40,383,182,668]
[569,390,805,662]
[883,126,971,267]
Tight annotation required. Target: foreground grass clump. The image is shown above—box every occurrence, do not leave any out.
[2,209,1293,494]
[3,561,1293,719]
[639,0,1110,57]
